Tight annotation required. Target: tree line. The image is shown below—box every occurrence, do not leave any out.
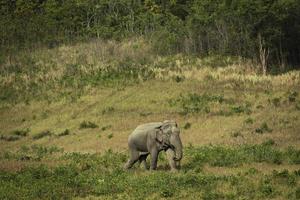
[1,0,299,71]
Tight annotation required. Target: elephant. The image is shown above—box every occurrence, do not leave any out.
[124,120,183,171]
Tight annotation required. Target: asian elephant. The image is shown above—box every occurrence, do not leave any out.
[124,120,183,171]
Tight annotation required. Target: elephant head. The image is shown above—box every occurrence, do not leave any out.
[155,120,183,161]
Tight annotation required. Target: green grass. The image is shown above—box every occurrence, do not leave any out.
[0,144,300,200]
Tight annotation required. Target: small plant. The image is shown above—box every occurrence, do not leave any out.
[58,129,70,137]
[244,117,254,124]
[262,139,275,146]
[107,133,113,139]
[296,188,300,199]
[183,122,191,129]
[101,107,115,114]
[139,112,152,117]
[12,129,30,137]
[271,97,281,107]
[295,102,300,110]
[231,105,252,114]
[0,135,21,141]
[79,121,98,129]
[288,91,298,102]
[101,125,112,131]
[231,131,242,137]
[173,75,184,83]
[260,183,274,197]
[169,93,224,115]
[33,130,53,140]
[255,122,272,134]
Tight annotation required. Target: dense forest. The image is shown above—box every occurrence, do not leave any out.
[1,0,300,72]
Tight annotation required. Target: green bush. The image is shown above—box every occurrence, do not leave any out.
[169,93,224,115]
[79,121,98,129]
[255,122,273,134]
[33,130,53,140]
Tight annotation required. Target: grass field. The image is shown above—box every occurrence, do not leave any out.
[0,39,300,199]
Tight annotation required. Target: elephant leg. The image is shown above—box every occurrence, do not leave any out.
[138,153,149,170]
[124,149,140,169]
[166,149,178,171]
[150,149,159,170]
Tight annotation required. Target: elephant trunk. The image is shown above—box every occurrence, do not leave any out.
[172,135,183,161]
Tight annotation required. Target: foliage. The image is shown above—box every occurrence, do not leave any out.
[79,121,98,129]
[0,144,300,199]
[32,130,53,140]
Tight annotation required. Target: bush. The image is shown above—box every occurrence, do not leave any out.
[33,130,53,140]
[183,122,191,130]
[79,121,98,129]
[169,93,224,115]
[0,135,21,142]
[255,122,272,134]
[12,129,30,137]
[57,129,70,137]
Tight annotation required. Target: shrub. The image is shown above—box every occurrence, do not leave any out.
[183,122,191,130]
[230,105,252,115]
[244,117,254,124]
[0,135,21,141]
[79,121,98,129]
[288,91,298,102]
[231,131,242,137]
[101,107,115,114]
[271,97,281,107]
[255,122,272,134]
[107,133,113,139]
[101,125,112,131]
[57,129,70,137]
[33,130,53,140]
[12,129,30,137]
[169,93,224,115]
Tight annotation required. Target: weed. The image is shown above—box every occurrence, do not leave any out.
[262,139,276,146]
[288,91,298,102]
[296,188,300,199]
[107,133,113,139]
[271,97,281,107]
[12,129,30,137]
[244,117,254,124]
[57,129,70,137]
[260,183,275,197]
[0,135,21,141]
[101,107,115,114]
[296,102,300,110]
[286,146,300,164]
[255,122,272,134]
[139,112,152,117]
[173,75,185,83]
[79,121,98,129]
[170,93,224,115]
[33,130,53,140]
[230,104,252,114]
[183,122,191,129]
[101,125,112,131]
[231,131,242,137]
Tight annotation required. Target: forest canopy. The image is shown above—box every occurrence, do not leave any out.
[1,0,300,70]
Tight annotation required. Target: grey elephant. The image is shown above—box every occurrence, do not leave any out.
[124,120,183,171]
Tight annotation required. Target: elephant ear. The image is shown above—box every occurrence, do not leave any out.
[155,129,164,143]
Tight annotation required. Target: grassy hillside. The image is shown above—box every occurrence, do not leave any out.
[0,39,300,199]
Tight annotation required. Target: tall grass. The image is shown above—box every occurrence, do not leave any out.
[1,38,299,105]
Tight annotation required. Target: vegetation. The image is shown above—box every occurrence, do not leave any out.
[1,0,300,71]
[0,143,300,199]
[0,1,300,199]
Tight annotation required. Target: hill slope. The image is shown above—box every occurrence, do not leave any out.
[0,40,300,199]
